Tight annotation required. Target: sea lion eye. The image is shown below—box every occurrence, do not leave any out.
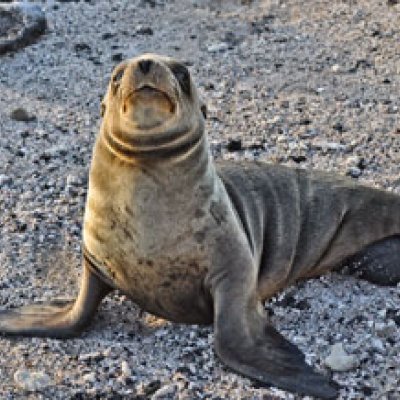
[111,67,126,95]
[113,69,125,84]
[170,64,191,95]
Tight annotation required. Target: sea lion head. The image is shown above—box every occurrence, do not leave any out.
[100,54,207,160]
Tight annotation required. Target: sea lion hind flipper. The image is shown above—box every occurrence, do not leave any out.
[341,235,400,286]
[0,262,112,338]
[215,318,339,399]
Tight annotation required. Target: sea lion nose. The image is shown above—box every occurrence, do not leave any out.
[138,59,152,74]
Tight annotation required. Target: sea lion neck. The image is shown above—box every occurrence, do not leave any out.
[100,114,209,169]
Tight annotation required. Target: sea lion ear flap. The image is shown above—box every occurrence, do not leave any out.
[100,90,109,117]
[100,101,106,117]
[200,103,207,119]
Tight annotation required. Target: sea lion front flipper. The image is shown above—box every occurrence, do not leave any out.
[0,261,112,338]
[214,308,338,398]
[208,229,339,399]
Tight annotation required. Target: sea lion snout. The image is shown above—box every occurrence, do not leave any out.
[116,58,178,130]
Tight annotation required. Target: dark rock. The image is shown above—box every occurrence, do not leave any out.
[386,309,400,326]
[0,2,46,55]
[102,32,114,40]
[226,139,242,152]
[361,385,373,396]
[290,155,307,163]
[143,380,161,396]
[112,53,123,62]
[332,122,345,133]
[136,26,153,36]
[299,118,312,126]
[10,107,36,122]
[74,42,91,53]
[357,158,367,170]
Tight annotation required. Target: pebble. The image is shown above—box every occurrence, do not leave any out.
[14,369,52,392]
[120,360,132,377]
[325,343,358,372]
[81,372,96,384]
[0,174,12,187]
[371,338,385,353]
[207,42,229,53]
[312,141,348,152]
[374,321,397,338]
[151,383,177,399]
[226,138,242,152]
[347,167,362,178]
[10,107,36,122]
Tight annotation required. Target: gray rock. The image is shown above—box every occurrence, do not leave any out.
[374,321,397,338]
[325,343,358,372]
[347,167,362,178]
[207,42,229,53]
[151,383,177,399]
[120,360,132,378]
[13,369,52,392]
[0,174,11,187]
[312,141,348,152]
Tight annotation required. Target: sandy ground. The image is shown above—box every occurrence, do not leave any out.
[0,0,399,398]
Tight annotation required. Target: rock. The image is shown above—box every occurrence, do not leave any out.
[332,122,346,133]
[14,369,52,392]
[371,338,385,353]
[112,53,123,62]
[120,361,132,378]
[374,321,397,338]
[139,380,162,396]
[226,139,242,152]
[78,351,104,363]
[289,154,307,163]
[151,383,177,399]
[81,372,96,384]
[0,2,47,55]
[325,343,358,372]
[135,26,153,35]
[312,141,348,152]
[347,167,362,178]
[10,107,36,122]
[266,115,282,124]
[207,42,229,53]
[0,174,12,187]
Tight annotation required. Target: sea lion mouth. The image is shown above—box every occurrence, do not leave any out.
[122,84,176,129]
[135,84,168,96]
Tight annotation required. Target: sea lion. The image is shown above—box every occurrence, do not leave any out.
[1,54,399,399]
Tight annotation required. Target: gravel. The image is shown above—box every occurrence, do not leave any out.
[0,0,399,399]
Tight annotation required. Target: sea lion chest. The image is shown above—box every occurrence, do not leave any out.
[83,149,216,323]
